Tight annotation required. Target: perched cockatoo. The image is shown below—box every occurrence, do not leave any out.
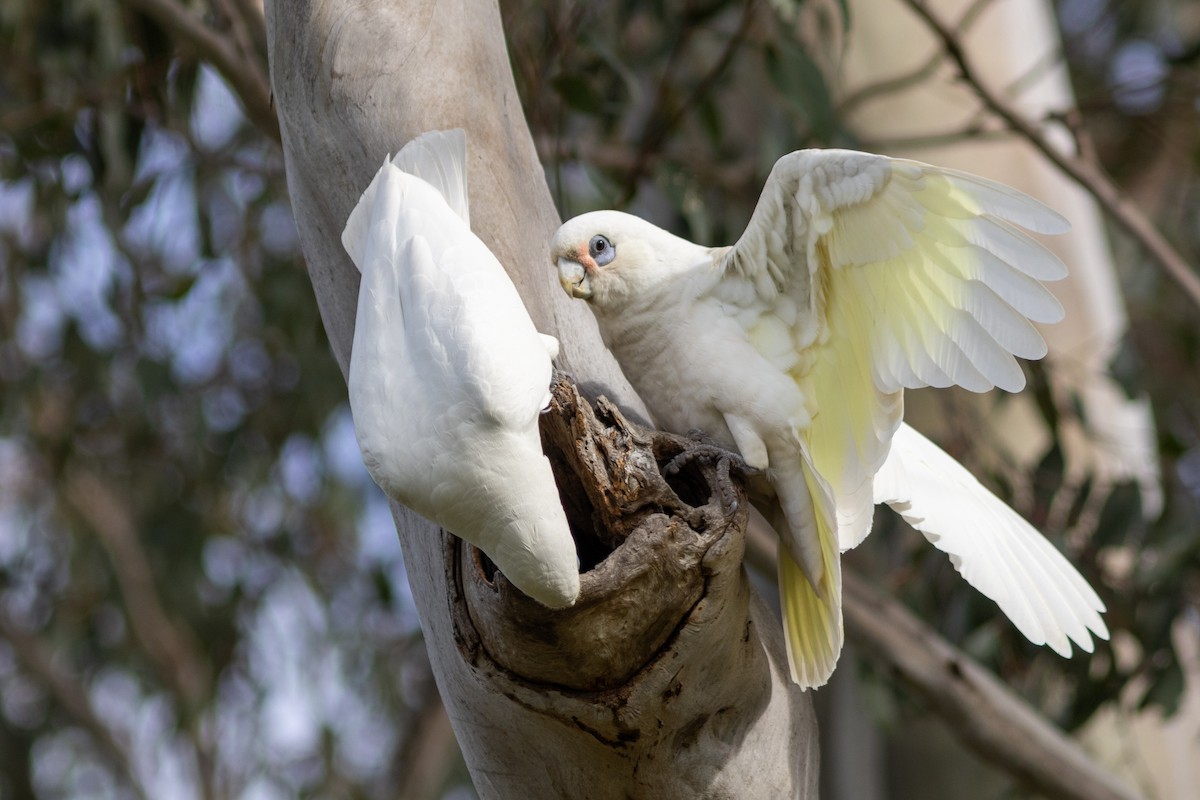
[552,149,1108,687]
[343,129,579,608]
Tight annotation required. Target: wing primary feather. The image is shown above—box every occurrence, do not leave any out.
[918,243,1065,325]
[905,265,1027,392]
[895,269,1001,392]
[899,162,1071,235]
[970,217,1069,281]
[951,281,1049,361]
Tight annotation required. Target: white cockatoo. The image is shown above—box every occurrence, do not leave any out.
[552,149,1108,687]
[343,129,579,608]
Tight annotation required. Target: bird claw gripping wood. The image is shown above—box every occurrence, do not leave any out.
[662,430,758,514]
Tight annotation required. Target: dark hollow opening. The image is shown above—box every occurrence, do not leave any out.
[476,545,498,585]
[654,441,713,510]
[542,439,613,573]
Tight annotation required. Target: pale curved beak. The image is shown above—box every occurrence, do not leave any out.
[557,257,592,300]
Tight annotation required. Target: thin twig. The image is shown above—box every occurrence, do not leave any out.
[208,0,258,71]
[119,0,279,142]
[228,0,268,58]
[856,122,1011,153]
[618,1,701,205]
[0,608,149,800]
[902,0,1200,311]
[63,468,218,800]
[619,0,758,205]
[0,98,73,134]
[839,0,994,116]
[837,49,944,118]
[1043,107,1100,169]
[538,136,758,194]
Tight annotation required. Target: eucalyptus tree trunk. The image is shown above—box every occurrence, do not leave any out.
[263,1,817,796]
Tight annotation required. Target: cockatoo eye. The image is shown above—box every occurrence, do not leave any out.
[589,234,616,266]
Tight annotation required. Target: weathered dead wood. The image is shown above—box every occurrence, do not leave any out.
[464,379,722,691]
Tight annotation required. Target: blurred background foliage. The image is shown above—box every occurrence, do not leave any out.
[0,0,1197,798]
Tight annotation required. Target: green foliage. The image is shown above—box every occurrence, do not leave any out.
[505,0,850,244]
[763,40,837,143]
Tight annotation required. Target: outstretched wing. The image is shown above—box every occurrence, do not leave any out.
[718,149,1068,548]
[876,424,1108,654]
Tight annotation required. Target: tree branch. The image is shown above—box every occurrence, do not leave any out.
[842,571,1142,800]
[744,520,1141,800]
[742,521,1143,800]
[62,468,217,800]
[619,0,759,205]
[119,0,279,142]
[901,0,1200,311]
[0,608,148,800]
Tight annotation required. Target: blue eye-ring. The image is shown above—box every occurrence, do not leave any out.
[589,234,616,266]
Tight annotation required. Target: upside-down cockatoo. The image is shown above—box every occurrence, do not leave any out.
[343,129,579,608]
[552,149,1108,687]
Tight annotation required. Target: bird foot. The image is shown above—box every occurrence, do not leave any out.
[663,438,756,514]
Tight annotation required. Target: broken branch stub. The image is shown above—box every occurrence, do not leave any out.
[449,377,816,797]
[459,375,743,691]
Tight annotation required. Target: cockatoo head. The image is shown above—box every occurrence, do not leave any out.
[551,211,696,309]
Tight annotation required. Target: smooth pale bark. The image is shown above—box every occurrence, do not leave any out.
[263,1,817,796]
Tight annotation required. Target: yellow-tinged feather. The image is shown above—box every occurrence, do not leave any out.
[778,458,843,688]
[800,231,904,550]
